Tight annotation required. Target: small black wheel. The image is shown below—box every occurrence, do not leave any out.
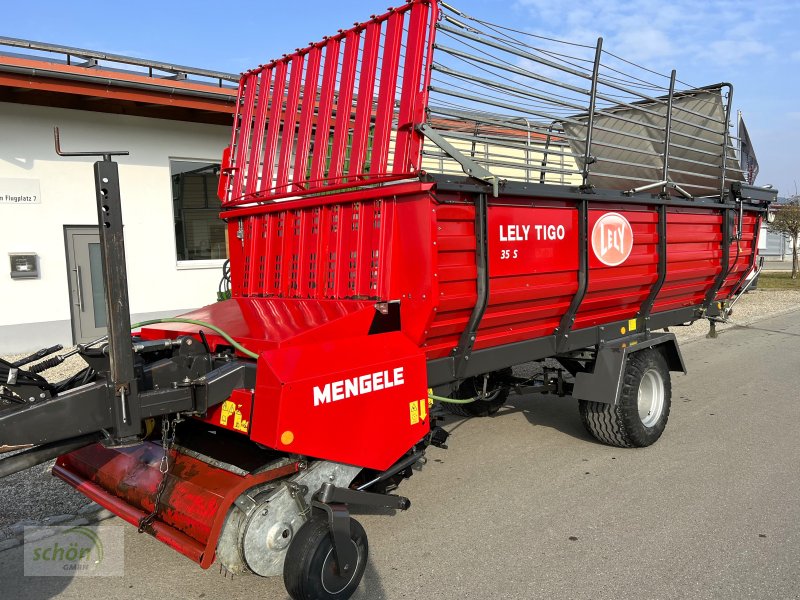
[283,516,368,600]
[443,369,511,417]
[579,349,671,448]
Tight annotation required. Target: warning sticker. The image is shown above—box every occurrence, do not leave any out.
[220,400,250,433]
[409,401,420,425]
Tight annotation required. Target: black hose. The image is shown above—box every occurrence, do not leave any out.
[27,355,65,374]
[0,357,52,391]
[52,367,97,394]
[0,433,103,479]
[12,345,63,368]
[356,451,425,491]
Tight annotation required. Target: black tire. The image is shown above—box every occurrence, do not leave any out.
[579,349,671,448]
[283,516,368,600]
[443,369,511,417]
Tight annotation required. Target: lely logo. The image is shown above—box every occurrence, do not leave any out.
[591,212,633,266]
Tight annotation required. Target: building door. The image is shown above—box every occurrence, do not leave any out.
[65,227,107,343]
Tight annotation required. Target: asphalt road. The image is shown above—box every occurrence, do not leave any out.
[1,309,799,600]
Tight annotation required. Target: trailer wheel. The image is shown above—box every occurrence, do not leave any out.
[443,369,511,417]
[578,349,671,448]
[283,516,368,600]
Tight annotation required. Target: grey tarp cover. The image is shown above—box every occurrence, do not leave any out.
[563,89,744,195]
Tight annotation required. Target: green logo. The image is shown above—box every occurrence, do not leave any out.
[25,525,122,577]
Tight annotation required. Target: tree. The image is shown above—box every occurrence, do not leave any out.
[768,197,800,279]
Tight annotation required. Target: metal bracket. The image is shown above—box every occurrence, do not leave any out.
[310,500,358,576]
[416,123,500,197]
[725,256,764,316]
[310,481,410,577]
[625,179,693,200]
[54,127,129,162]
[316,482,411,511]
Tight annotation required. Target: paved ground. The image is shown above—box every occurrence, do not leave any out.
[1,308,799,600]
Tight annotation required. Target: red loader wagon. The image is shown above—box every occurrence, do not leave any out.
[0,1,775,598]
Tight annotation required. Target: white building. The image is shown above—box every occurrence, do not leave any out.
[0,39,238,352]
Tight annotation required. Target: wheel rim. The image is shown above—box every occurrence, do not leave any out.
[321,541,360,595]
[637,368,665,427]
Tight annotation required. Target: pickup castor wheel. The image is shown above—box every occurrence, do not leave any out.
[443,369,512,417]
[579,349,671,447]
[284,516,368,600]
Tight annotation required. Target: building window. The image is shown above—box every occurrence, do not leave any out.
[171,160,227,261]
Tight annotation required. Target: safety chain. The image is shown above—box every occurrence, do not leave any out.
[137,415,179,533]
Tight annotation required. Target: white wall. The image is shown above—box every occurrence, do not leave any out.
[0,102,230,352]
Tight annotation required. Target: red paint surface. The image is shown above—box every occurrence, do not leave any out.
[219,0,437,206]
[252,332,429,471]
[53,444,298,568]
[488,206,578,277]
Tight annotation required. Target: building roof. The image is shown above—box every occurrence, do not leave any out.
[0,36,238,125]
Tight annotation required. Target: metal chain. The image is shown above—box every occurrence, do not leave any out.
[137,416,178,533]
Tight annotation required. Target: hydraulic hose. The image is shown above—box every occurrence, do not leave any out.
[428,392,477,404]
[131,318,259,359]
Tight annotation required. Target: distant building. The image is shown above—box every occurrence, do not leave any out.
[0,37,237,352]
[761,197,796,260]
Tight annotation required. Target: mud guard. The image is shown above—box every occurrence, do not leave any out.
[571,333,686,405]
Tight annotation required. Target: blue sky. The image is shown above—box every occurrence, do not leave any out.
[6,0,798,196]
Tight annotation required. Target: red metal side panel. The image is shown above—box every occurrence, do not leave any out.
[478,202,579,350]
[424,201,475,357]
[653,209,723,312]
[226,183,438,302]
[251,332,429,471]
[225,185,759,368]
[232,201,389,299]
[573,206,658,329]
[221,1,437,206]
[424,196,761,357]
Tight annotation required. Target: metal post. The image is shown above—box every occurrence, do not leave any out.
[453,192,489,379]
[719,83,734,201]
[93,160,140,438]
[54,128,140,441]
[661,70,677,197]
[540,122,555,184]
[581,37,603,191]
[556,198,589,351]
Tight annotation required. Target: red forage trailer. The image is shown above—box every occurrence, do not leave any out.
[0,1,774,598]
